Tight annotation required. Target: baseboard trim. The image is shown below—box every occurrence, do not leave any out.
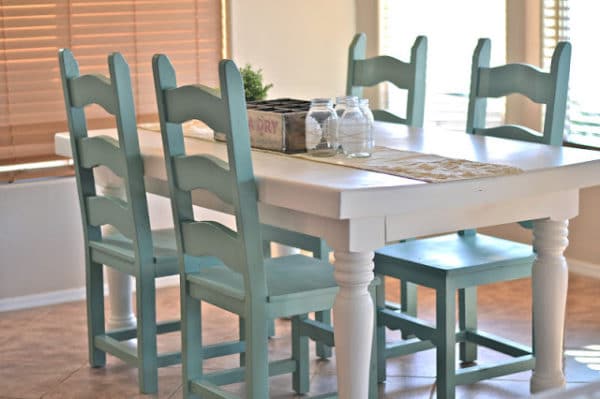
[0,275,180,313]
[1,260,597,313]
[568,258,600,279]
[0,287,88,313]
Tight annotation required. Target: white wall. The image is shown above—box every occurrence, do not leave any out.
[229,0,356,101]
[0,177,177,310]
[0,178,85,300]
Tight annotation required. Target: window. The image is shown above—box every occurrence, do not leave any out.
[543,0,600,147]
[381,0,506,131]
[0,0,223,182]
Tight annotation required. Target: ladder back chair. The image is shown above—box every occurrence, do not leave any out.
[346,32,427,127]
[467,38,571,145]
[347,32,428,334]
[153,55,377,399]
[58,49,242,394]
[373,38,571,399]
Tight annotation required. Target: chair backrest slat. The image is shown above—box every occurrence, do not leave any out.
[347,33,427,127]
[86,196,136,239]
[59,49,154,266]
[154,55,267,299]
[173,154,234,204]
[466,38,571,146]
[165,85,229,133]
[181,221,245,273]
[478,64,554,103]
[69,74,118,115]
[353,56,412,89]
[77,136,127,178]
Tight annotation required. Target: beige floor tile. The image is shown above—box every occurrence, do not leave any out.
[0,273,598,398]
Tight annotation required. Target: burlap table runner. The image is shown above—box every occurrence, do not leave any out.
[138,123,522,183]
[293,146,522,183]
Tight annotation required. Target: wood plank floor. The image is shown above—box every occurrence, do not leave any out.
[1,273,599,398]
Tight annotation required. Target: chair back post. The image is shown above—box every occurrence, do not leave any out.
[544,41,571,146]
[58,49,100,245]
[407,35,427,127]
[108,53,154,264]
[466,38,492,135]
[218,61,267,291]
[346,32,367,99]
[152,54,195,258]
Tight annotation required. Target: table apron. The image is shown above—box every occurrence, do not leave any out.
[385,189,579,242]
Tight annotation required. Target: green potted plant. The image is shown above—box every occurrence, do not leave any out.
[240,64,273,101]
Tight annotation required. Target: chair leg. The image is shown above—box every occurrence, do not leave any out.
[238,317,246,367]
[245,310,270,398]
[375,278,387,383]
[136,273,158,394]
[87,260,106,367]
[267,318,276,337]
[400,280,418,339]
[292,314,310,394]
[182,293,203,399]
[369,284,380,398]
[315,310,332,359]
[436,283,457,399]
[459,287,478,364]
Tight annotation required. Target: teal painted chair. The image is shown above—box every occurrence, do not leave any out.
[347,32,428,333]
[346,32,427,127]
[58,50,333,394]
[153,55,378,398]
[58,49,247,394]
[374,38,571,399]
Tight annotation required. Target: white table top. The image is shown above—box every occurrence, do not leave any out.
[55,122,600,250]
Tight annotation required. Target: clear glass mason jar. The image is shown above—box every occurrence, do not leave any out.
[335,95,350,118]
[359,98,375,151]
[339,96,372,157]
[305,98,338,157]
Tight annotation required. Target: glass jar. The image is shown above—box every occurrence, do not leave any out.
[359,98,375,151]
[335,95,350,118]
[339,96,372,157]
[305,98,338,157]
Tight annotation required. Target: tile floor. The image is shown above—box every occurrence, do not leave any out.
[1,273,599,398]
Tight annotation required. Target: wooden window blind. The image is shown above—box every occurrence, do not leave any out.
[543,0,600,146]
[0,0,223,182]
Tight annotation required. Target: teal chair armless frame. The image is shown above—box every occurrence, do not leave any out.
[58,50,240,394]
[153,56,377,399]
[347,32,428,336]
[373,39,571,399]
[58,49,181,393]
[346,32,427,127]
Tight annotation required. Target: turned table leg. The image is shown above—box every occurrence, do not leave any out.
[96,168,136,330]
[531,219,569,393]
[332,250,375,399]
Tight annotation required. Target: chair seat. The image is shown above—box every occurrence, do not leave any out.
[90,228,218,277]
[187,254,339,303]
[375,233,535,279]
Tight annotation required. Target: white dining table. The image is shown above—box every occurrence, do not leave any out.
[55,122,600,398]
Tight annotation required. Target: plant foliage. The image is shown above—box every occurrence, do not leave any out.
[240,64,273,101]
